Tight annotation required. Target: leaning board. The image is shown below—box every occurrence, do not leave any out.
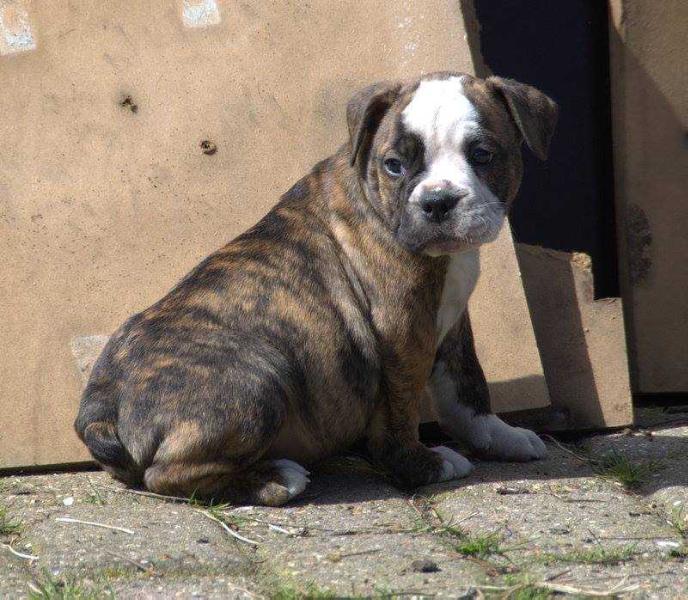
[0,0,548,468]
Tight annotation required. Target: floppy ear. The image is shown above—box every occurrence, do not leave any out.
[487,76,558,160]
[347,81,402,172]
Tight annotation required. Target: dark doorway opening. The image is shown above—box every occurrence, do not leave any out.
[472,0,619,298]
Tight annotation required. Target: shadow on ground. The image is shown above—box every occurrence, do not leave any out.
[294,418,688,507]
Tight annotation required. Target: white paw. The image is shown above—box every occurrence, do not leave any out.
[272,459,310,498]
[430,446,473,481]
[474,416,547,461]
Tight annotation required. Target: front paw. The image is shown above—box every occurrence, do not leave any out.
[376,443,472,488]
[471,416,547,462]
[430,446,474,481]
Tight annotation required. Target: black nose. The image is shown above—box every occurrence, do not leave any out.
[419,190,461,223]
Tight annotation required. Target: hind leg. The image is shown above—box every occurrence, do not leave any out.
[137,385,311,506]
[144,457,310,506]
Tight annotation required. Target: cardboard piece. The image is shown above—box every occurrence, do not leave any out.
[608,0,688,393]
[517,244,633,429]
[0,0,547,468]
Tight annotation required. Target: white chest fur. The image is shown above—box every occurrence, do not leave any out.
[436,249,480,347]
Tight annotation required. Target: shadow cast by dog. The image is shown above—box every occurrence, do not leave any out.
[295,419,688,507]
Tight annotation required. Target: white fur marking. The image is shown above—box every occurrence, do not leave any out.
[471,415,547,461]
[272,459,310,498]
[430,446,473,481]
[436,249,480,346]
[402,77,478,159]
[402,77,481,198]
[428,368,547,463]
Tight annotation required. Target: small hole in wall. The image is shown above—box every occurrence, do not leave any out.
[200,140,218,155]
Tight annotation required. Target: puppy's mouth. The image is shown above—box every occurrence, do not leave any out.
[396,202,505,256]
[402,223,499,256]
[422,238,478,256]
[399,231,481,256]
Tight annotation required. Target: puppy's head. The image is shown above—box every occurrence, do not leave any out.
[347,73,558,255]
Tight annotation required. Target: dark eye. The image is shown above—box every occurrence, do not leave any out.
[383,157,405,177]
[470,147,494,165]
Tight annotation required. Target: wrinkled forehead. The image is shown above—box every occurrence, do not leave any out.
[401,76,478,158]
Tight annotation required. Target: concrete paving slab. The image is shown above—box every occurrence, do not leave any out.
[1,412,687,598]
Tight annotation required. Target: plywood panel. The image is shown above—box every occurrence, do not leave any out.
[608,0,688,393]
[517,245,633,429]
[0,0,547,468]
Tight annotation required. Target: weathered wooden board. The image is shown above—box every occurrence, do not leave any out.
[0,0,548,468]
[517,245,633,429]
[608,0,688,393]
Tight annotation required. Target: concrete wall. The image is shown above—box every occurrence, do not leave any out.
[608,0,688,393]
[0,0,548,468]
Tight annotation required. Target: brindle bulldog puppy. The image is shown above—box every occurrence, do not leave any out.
[76,72,557,506]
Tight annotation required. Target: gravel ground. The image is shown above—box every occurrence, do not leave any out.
[1,408,686,598]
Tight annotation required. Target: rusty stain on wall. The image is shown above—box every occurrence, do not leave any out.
[199,140,217,155]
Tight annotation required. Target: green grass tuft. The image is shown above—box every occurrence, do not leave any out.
[438,522,469,539]
[668,505,688,538]
[186,495,248,530]
[501,574,553,600]
[204,503,248,530]
[271,581,337,600]
[544,544,637,566]
[28,572,115,600]
[0,502,22,536]
[454,532,503,558]
[84,481,106,506]
[510,585,552,600]
[430,512,504,558]
[594,451,662,490]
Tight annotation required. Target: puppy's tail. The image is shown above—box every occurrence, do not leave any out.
[74,376,141,485]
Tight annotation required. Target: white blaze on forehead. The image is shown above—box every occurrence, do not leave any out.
[401,76,479,163]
